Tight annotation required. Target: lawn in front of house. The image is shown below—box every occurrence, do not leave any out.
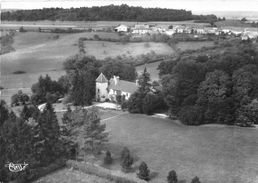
[102,113,258,183]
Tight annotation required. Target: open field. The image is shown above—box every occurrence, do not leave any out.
[215,20,252,28]
[0,31,118,103]
[102,113,258,183]
[34,168,114,183]
[84,41,174,60]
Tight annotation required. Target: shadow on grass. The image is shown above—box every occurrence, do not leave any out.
[178,180,187,183]
[149,171,159,180]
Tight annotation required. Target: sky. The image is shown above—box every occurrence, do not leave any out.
[1,0,258,13]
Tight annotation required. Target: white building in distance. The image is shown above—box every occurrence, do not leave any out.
[114,25,129,32]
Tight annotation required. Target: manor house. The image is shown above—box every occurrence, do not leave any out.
[96,73,138,102]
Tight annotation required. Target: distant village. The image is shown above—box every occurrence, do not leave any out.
[114,23,258,40]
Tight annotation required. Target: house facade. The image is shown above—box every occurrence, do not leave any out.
[96,73,138,102]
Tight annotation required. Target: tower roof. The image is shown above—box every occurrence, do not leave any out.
[96,73,108,83]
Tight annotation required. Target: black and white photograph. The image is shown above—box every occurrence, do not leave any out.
[1,0,258,182]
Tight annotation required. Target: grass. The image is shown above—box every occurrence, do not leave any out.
[34,168,115,183]
[176,41,214,51]
[136,61,161,81]
[215,20,252,28]
[83,41,174,60]
[102,113,258,183]
[0,70,65,104]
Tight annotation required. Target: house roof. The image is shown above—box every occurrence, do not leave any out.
[115,24,128,29]
[109,78,138,94]
[96,73,108,83]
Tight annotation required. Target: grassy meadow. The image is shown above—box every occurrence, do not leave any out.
[83,41,174,60]
[102,113,258,183]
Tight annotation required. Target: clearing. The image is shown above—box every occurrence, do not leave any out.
[102,113,258,183]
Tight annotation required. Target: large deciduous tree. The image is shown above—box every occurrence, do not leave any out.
[197,70,234,124]
[64,54,101,106]
[100,61,137,82]
[128,67,151,113]
[31,75,65,105]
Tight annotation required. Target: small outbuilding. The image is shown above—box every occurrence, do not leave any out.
[114,25,129,32]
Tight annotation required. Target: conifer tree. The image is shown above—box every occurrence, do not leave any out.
[0,100,8,126]
[121,152,134,172]
[128,67,151,113]
[191,176,201,183]
[167,170,178,183]
[82,107,108,154]
[60,106,77,158]
[138,67,151,94]
[36,102,61,164]
[121,147,130,160]
[137,161,150,181]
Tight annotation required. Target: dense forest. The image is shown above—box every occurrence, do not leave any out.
[158,40,258,126]
[1,4,217,22]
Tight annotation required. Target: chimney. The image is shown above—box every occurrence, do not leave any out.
[114,75,119,85]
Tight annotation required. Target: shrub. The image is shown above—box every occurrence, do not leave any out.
[121,100,128,110]
[167,170,178,183]
[236,99,258,126]
[121,153,134,172]
[19,26,26,32]
[104,151,113,165]
[11,90,30,106]
[94,34,100,40]
[121,147,130,160]
[191,176,201,183]
[178,106,204,125]
[13,70,26,74]
[116,95,122,104]
[142,93,158,115]
[120,147,133,172]
[137,162,150,181]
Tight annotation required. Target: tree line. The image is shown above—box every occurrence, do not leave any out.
[1,4,217,22]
